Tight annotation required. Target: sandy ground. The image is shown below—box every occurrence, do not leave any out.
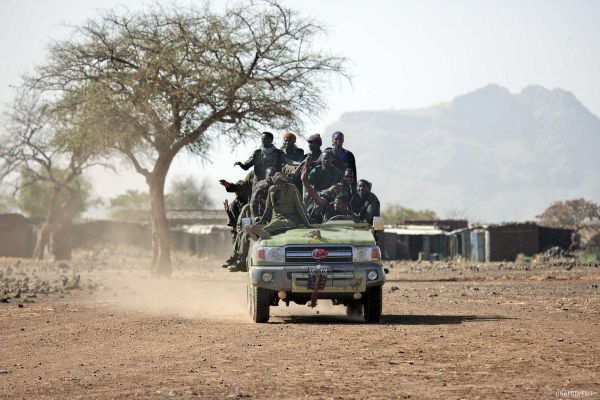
[1,248,599,400]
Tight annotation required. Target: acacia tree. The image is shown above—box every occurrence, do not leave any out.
[537,198,600,233]
[0,89,100,259]
[29,1,346,275]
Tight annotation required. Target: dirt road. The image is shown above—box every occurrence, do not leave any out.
[1,251,599,399]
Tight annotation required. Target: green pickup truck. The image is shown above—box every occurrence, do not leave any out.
[246,220,385,323]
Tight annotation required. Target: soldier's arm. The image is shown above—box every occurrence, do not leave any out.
[235,151,256,170]
[249,185,264,219]
[301,166,325,207]
[307,166,318,185]
[291,185,311,226]
[371,196,381,217]
[349,152,357,184]
[282,152,301,167]
[258,188,274,224]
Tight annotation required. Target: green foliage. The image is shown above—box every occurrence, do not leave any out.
[108,189,150,221]
[0,191,17,213]
[575,251,598,263]
[382,204,438,225]
[165,177,213,210]
[17,169,94,218]
[109,177,213,221]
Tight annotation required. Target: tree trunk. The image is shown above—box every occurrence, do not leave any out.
[50,192,76,261]
[50,218,73,260]
[33,187,61,260]
[148,170,172,276]
[33,223,51,260]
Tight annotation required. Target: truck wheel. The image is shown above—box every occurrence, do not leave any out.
[246,278,253,316]
[363,286,382,323]
[251,286,271,323]
[346,300,363,318]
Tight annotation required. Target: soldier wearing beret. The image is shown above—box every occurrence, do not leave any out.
[281,132,305,162]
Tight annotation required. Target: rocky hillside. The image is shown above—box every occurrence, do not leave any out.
[327,84,600,222]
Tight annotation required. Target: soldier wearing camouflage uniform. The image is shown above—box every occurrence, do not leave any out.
[246,173,309,239]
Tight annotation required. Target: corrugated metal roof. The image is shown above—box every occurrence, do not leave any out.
[176,224,230,235]
[385,225,445,235]
[166,209,227,220]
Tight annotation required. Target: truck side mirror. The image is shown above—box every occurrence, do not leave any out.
[373,216,384,231]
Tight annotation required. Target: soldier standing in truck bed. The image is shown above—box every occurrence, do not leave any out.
[234,131,300,187]
[281,132,305,162]
[303,133,323,170]
[324,131,357,185]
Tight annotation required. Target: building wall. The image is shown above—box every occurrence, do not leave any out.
[470,230,486,262]
[538,226,573,251]
[0,214,34,258]
[72,220,231,259]
[487,224,539,261]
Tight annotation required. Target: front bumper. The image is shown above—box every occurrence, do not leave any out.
[250,263,385,293]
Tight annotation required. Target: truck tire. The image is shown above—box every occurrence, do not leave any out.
[346,300,363,318]
[363,285,382,323]
[250,286,271,323]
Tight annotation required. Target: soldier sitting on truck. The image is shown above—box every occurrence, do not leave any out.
[245,172,310,240]
[219,171,254,226]
[224,168,276,271]
[307,149,343,192]
[220,171,254,268]
[356,179,381,225]
[301,165,360,223]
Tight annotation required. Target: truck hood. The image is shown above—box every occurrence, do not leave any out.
[260,224,376,247]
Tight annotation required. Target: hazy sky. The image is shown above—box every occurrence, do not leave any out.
[1,0,599,216]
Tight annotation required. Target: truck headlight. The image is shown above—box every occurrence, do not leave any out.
[255,247,285,263]
[367,270,378,281]
[353,246,381,262]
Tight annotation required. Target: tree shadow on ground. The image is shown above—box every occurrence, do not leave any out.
[274,314,510,325]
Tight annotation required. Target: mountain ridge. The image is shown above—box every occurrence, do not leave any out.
[326,84,600,222]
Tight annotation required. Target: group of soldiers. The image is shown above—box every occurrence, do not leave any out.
[219,130,380,272]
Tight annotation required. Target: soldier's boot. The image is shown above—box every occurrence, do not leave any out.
[222,254,238,268]
[227,259,247,272]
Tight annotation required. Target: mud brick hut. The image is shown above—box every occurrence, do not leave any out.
[537,226,573,252]
[382,225,451,260]
[0,213,35,258]
[469,223,540,262]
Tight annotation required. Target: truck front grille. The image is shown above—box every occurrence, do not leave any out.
[284,246,353,264]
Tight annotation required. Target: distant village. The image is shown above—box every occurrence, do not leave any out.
[1,209,595,264]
